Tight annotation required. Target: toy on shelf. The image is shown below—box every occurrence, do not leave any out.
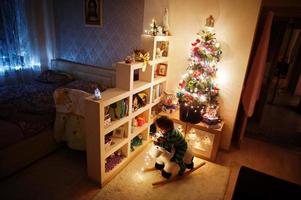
[104,106,111,127]
[151,104,162,119]
[104,114,111,127]
[162,91,177,114]
[133,49,150,72]
[137,117,146,126]
[94,88,102,100]
[108,98,129,121]
[132,92,148,112]
[105,150,125,172]
[156,42,169,58]
[132,116,146,128]
[104,132,114,151]
[125,55,134,64]
[131,135,143,152]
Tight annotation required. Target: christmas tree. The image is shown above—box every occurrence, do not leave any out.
[177,16,222,123]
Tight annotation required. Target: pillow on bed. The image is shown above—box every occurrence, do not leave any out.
[36,70,73,84]
[63,80,106,94]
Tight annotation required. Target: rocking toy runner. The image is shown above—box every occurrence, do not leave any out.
[143,144,206,186]
[144,116,206,186]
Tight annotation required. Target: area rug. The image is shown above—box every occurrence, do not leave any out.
[232,166,301,200]
[93,145,230,200]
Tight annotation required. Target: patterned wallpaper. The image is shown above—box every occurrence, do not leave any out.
[53,0,144,68]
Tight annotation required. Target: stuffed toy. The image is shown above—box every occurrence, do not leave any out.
[132,92,148,111]
[162,92,177,114]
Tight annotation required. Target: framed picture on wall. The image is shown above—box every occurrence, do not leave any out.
[84,0,103,27]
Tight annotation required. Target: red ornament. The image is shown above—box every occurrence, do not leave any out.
[193,70,201,78]
[179,80,186,89]
[193,47,199,53]
[196,39,200,43]
[184,93,193,102]
[213,86,219,93]
[192,42,197,46]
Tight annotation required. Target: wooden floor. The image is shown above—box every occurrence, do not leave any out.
[217,137,301,200]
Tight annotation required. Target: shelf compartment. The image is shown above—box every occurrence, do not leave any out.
[131,123,149,139]
[155,41,169,59]
[104,122,129,158]
[104,97,129,134]
[151,103,162,120]
[131,109,149,135]
[105,143,128,174]
[131,109,149,138]
[104,116,129,135]
[185,127,214,159]
[152,82,165,103]
[133,64,152,83]
[141,35,170,60]
[104,137,128,159]
[132,88,151,113]
[152,97,163,106]
[130,129,149,153]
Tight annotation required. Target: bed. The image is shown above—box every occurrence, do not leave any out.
[0,59,115,178]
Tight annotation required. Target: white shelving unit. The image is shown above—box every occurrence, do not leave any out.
[85,35,170,187]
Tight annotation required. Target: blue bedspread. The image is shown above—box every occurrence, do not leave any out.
[0,81,59,144]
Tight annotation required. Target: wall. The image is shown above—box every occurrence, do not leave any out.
[144,0,261,150]
[53,0,144,67]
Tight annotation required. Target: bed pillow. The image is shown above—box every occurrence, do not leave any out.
[63,80,106,94]
[36,70,73,84]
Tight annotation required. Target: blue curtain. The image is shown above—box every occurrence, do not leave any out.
[0,0,41,84]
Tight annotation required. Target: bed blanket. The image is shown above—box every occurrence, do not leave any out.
[53,88,90,150]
